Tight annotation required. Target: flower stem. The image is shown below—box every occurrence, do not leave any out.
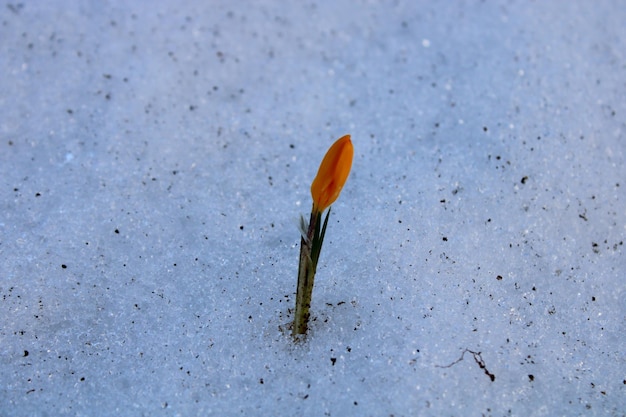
[293,206,331,337]
[293,209,317,336]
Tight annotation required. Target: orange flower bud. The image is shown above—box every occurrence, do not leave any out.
[310,135,353,213]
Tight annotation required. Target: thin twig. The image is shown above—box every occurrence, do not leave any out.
[436,349,496,382]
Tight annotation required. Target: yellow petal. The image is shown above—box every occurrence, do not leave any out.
[311,135,353,213]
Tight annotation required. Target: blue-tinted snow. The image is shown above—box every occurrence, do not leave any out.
[1,1,624,416]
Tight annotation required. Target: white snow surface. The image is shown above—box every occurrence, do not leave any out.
[1,1,625,416]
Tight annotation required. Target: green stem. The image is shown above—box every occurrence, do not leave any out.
[293,205,333,337]
[293,209,318,336]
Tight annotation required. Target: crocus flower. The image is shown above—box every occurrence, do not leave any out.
[294,134,354,338]
[310,134,353,214]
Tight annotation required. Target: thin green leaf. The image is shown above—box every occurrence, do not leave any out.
[315,207,331,265]
[309,211,321,269]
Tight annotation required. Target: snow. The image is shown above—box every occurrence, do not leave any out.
[1,1,624,416]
